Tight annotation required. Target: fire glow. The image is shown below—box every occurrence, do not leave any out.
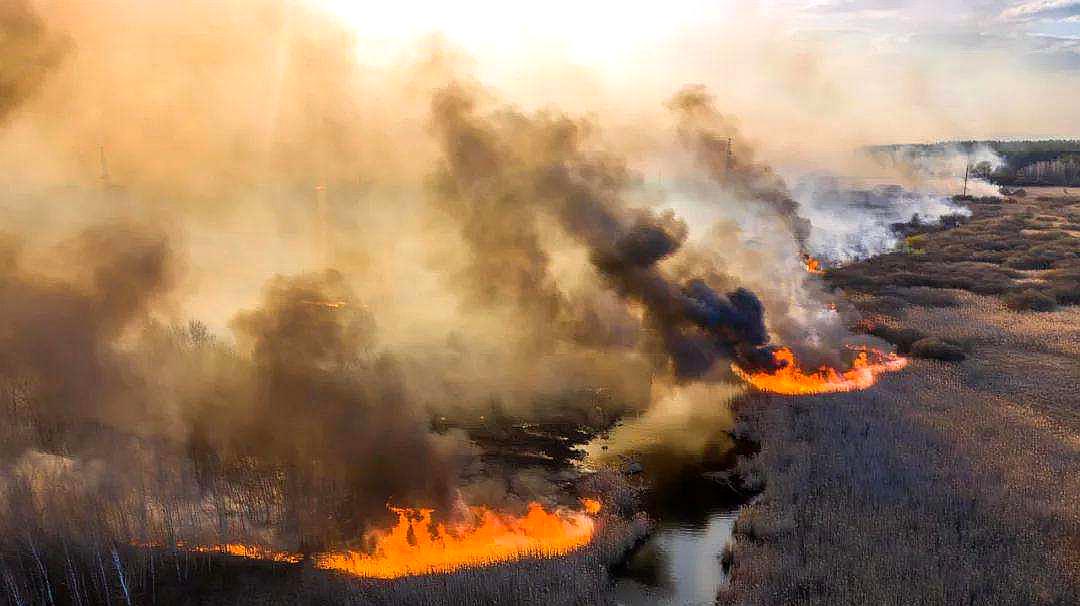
[315,499,601,579]
[803,255,824,274]
[733,347,908,395]
[153,500,601,579]
[182,542,302,563]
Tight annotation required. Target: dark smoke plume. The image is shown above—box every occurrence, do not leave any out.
[0,0,68,125]
[670,85,811,247]
[0,226,467,549]
[0,224,174,452]
[225,271,465,536]
[429,91,565,350]
[431,85,780,378]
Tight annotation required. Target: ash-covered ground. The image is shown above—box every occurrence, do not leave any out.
[721,192,1080,605]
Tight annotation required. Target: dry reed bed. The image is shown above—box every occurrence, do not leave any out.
[720,297,1080,605]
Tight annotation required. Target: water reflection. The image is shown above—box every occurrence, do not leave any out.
[581,383,756,605]
[584,424,753,603]
[612,497,739,605]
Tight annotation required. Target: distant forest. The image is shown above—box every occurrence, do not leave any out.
[867,140,1080,187]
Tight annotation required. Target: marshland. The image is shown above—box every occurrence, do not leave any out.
[2,1,1079,605]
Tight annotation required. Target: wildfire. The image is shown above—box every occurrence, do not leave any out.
[146,499,601,579]
[314,499,601,578]
[733,346,908,395]
[803,255,824,274]
[184,542,303,563]
[301,299,348,309]
[131,541,303,563]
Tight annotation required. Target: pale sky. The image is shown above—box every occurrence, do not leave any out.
[309,1,1080,142]
[316,0,1080,69]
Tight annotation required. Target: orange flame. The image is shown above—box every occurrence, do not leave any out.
[131,541,303,563]
[149,500,601,578]
[804,255,824,274]
[315,499,601,578]
[185,542,303,563]
[301,299,348,309]
[733,347,908,395]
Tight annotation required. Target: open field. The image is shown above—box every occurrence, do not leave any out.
[721,196,1080,605]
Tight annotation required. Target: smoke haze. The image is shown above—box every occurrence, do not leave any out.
[0,0,1028,552]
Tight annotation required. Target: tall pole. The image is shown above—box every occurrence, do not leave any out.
[99,144,110,188]
[314,183,331,269]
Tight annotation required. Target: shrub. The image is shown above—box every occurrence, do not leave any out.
[1047,282,1080,305]
[893,287,961,308]
[910,337,966,362]
[866,325,925,354]
[1003,289,1057,311]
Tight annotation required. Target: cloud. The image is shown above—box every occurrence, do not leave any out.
[1001,0,1080,22]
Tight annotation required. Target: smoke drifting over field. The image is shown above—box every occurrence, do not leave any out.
[431,85,783,377]
[0,224,174,441]
[794,177,973,264]
[0,0,912,553]
[670,86,810,249]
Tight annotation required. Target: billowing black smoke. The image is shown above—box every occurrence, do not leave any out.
[0,227,467,549]
[0,224,174,454]
[431,86,780,377]
[225,271,466,538]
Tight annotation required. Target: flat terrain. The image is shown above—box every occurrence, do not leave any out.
[722,196,1080,605]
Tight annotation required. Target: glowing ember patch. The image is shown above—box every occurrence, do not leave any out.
[300,299,348,309]
[315,501,600,578]
[804,255,824,274]
[732,347,908,395]
[149,542,303,563]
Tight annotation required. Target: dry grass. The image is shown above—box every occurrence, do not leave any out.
[0,478,650,606]
[827,195,1080,307]
[720,297,1080,604]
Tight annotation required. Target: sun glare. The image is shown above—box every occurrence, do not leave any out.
[313,1,733,67]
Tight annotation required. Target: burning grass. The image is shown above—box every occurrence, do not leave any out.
[826,194,1080,308]
[314,500,601,579]
[732,347,908,395]
[720,195,1080,605]
[720,298,1080,606]
[131,499,604,580]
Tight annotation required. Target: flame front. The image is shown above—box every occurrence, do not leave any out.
[147,500,601,579]
[315,499,601,578]
[186,543,303,563]
[803,255,824,274]
[733,347,908,395]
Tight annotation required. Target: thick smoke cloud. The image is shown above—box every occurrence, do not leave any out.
[0,234,469,548]
[669,85,811,248]
[794,177,972,264]
[226,271,465,530]
[431,86,780,377]
[0,0,67,125]
[0,224,174,448]
[0,0,907,559]
[427,91,566,350]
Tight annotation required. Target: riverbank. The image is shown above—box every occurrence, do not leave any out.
[720,193,1080,604]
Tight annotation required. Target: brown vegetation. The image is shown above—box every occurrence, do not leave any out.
[719,194,1080,605]
[827,195,1080,308]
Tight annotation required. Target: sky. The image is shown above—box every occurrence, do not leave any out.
[314,0,1080,69]
[793,1,1080,63]
[308,0,1080,145]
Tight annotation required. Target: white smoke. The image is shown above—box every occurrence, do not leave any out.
[793,174,972,264]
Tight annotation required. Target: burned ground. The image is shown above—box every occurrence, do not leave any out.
[719,195,1080,605]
